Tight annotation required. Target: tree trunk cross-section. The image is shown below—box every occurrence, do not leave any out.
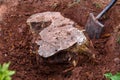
[27,12,88,58]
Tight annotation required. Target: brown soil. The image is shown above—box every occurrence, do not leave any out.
[0,0,120,80]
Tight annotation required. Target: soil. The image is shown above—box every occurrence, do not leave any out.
[0,0,120,80]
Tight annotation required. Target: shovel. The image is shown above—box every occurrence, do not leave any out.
[85,0,117,39]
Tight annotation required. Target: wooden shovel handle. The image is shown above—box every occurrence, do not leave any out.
[96,0,117,19]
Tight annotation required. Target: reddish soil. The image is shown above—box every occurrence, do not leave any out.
[0,0,120,80]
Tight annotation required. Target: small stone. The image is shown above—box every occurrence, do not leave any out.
[114,58,120,64]
[4,54,7,57]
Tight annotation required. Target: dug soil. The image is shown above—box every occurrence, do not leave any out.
[0,0,120,80]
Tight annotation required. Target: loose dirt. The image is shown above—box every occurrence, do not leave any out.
[0,0,120,80]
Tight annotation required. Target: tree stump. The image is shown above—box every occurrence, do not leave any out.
[27,12,95,73]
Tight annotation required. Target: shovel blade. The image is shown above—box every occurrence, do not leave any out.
[85,13,104,39]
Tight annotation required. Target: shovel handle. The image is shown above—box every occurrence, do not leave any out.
[96,0,117,19]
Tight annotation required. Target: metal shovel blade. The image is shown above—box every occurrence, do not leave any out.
[85,13,104,39]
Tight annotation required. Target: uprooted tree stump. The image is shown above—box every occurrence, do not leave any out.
[27,12,96,73]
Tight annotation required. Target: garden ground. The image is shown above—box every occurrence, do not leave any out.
[0,0,120,80]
